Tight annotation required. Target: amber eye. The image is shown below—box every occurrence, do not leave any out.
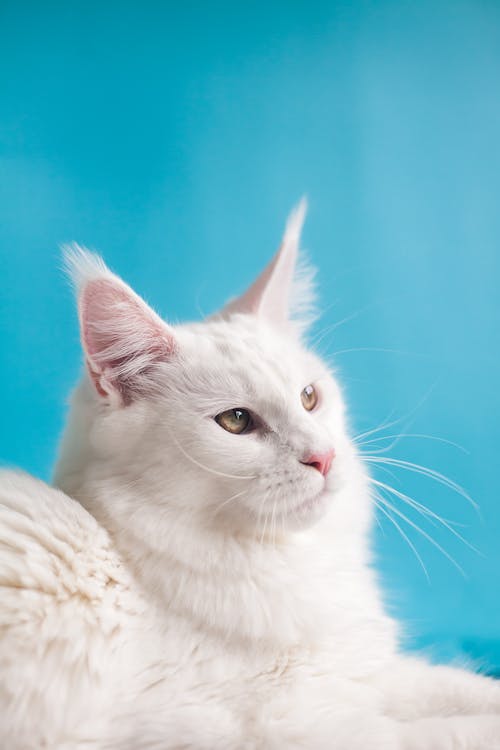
[301,384,318,411]
[215,408,253,435]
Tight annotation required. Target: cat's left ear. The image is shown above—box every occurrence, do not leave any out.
[218,198,316,333]
[64,246,176,406]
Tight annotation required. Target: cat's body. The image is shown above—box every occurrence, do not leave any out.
[0,468,394,749]
[1,203,500,748]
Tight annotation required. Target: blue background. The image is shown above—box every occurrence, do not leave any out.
[1,1,499,672]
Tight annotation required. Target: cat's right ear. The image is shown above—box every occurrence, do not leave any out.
[63,246,176,406]
[216,198,316,335]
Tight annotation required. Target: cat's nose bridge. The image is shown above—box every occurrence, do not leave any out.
[278,426,335,475]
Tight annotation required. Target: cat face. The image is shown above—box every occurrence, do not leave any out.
[61,201,356,536]
[149,315,350,533]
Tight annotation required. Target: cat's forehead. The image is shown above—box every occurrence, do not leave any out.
[177,316,326,395]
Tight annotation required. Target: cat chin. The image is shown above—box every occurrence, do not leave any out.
[288,465,351,529]
[222,489,331,536]
[286,488,332,528]
[293,488,329,515]
[250,488,332,534]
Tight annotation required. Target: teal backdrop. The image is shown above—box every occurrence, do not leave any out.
[1,1,499,671]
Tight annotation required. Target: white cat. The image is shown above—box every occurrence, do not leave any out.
[1,202,499,749]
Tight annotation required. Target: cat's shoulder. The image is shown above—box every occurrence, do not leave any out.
[0,469,133,628]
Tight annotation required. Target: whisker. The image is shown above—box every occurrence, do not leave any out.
[373,505,385,535]
[259,504,270,547]
[353,381,439,446]
[364,456,478,512]
[256,500,266,533]
[375,494,466,577]
[168,431,256,481]
[311,305,374,349]
[369,477,479,553]
[330,346,413,358]
[369,463,400,483]
[353,410,400,443]
[373,495,429,581]
[357,433,468,455]
[271,499,278,548]
[211,489,249,517]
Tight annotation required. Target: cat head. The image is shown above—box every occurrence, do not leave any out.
[56,202,360,540]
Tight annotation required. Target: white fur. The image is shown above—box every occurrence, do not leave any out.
[1,205,500,748]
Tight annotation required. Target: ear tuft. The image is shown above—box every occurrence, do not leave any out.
[289,252,318,336]
[216,197,317,334]
[63,245,175,405]
[282,196,308,253]
[62,243,112,293]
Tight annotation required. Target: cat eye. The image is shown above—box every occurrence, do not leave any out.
[301,384,318,411]
[215,408,254,435]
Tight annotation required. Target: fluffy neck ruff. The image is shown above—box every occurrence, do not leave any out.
[55,381,377,654]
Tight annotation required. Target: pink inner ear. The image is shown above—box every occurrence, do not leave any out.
[80,278,175,403]
[218,199,306,327]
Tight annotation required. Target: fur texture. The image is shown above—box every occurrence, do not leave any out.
[1,204,500,748]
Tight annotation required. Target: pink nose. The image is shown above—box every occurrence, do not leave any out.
[301,449,335,477]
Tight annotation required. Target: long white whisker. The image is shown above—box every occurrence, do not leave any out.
[212,489,249,516]
[168,432,256,481]
[369,463,400,483]
[364,456,478,512]
[375,494,466,577]
[331,346,412,357]
[255,485,272,548]
[353,411,400,443]
[357,433,468,455]
[271,499,277,549]
[369,477,479,553]
[260,503,270,546]
[374,513,385,534]
[311,305,373,348]
[354,382,439,446]
[373,495,429,581]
